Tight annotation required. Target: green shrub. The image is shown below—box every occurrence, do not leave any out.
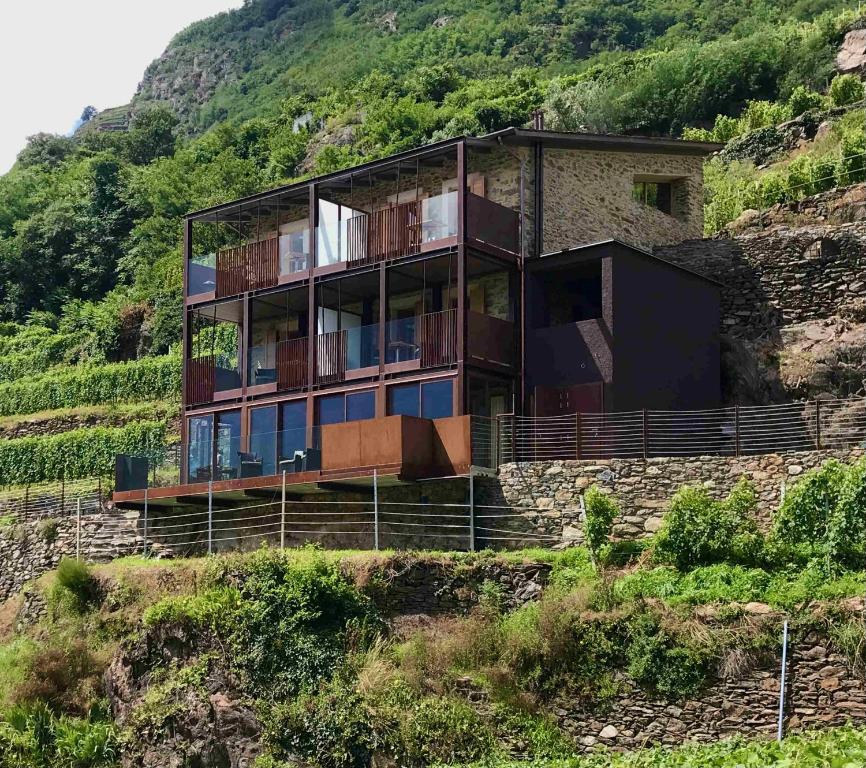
[0,356,180,417]
[787,85,827,116]
[829,73,865,107]
[53,558,96,613]
[653,479,764,571]
[0,420,167,486]
[625,614,708,700]
[583,486,618,564]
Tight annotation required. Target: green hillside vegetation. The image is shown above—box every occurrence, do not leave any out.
[0,0,862,366]
[1,457,866,766]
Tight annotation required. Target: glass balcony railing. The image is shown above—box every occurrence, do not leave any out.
[248,344,278,387]
[420,191,458,244]
[345,323,380,371]
[385,310,457,367]
[279,229,310,275]
[384,316,420,364]
[188,253,216,296]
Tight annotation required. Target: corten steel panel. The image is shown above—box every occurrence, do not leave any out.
[400,416,435,470]
[466,193,520,254]
[432,415,472,474]
[321,421,364,470]
[364,416,409,467]
[525,320,612,391]
[467,312,514,368]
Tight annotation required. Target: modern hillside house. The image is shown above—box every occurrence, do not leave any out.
[115,127,721,504]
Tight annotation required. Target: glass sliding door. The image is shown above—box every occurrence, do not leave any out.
[280,400,308,472]
[249,406,278,477]
[187,414,214,482]
[215,410,242,480]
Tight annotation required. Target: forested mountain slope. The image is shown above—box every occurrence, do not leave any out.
[0,0,861,361]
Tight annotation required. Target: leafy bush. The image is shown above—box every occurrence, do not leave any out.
[787,85,827,116]
[0,420,166,486]
[53,559,96,612]
[582,486,618,563]
[829,73,865,107]
[0,356,180,417]
[653,480,764,570]
[625,614,708,700]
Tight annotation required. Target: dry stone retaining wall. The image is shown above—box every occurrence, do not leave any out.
[483,447,864,543]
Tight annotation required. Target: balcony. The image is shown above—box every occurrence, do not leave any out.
[467,311,515,369]
[186,354,242,405]
[385,309,457,368]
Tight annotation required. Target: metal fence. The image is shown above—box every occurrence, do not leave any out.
[0,478,104,522]
[497,397,866,463]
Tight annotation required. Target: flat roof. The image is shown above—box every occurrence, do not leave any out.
[185,128,722,220]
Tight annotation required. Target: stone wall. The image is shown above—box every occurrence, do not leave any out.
[482,448,864,543]
[658,222,866,341]
[0,503,142,602]
[550,627,866,753]
[541,149,705,252]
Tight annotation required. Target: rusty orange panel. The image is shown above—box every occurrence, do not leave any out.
[432,415,471,474]
[321,421,364,471]
[360,416,406,467]
[400,416,435,470]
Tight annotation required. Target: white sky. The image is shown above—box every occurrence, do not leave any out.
[0,0,243,173]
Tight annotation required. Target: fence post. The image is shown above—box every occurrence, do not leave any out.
[510,414,517,462]
[280,470,287,550]
[61,476,65,517]
[207,480,213,556]
[734,405,741,456]
[75,498,81,561]
[468,467,475,553]
[642,409,649,459]
[777,619,789,741]
[142,487,149,558]
[373,469,379,551]
[815,399,822,449]
[24,485,28,519]
[576,412,581,460]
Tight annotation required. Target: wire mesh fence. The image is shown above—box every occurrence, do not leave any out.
[498,397,866,463]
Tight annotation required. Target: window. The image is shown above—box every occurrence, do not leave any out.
[187,414,213,482]
[316,391,377,425]
[250,406,278,476]
[387,381,454,419]
[214,410,242,480]
[280,400,307,465]
[346,391,375,421]
[422,380,453,419]
[633,181,672,215]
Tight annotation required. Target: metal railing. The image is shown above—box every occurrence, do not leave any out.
[498,397,866,462]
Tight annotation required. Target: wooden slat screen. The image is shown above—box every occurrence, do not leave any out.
[316,330,346,384]
[216,237,279,297]
[276,337,309,390]
[419,309,457,368]
[349,199,422,267]
[186,356,216,405]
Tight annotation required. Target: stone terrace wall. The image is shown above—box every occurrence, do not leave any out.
[658,221,866,340]
[550,628,866,753]
[481,448,863,543]
[0,506,142,602]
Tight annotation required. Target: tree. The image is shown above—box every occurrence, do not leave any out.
[125,106,179,165]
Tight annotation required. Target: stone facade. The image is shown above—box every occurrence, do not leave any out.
[482,448,864,543]
[541,149,705,252]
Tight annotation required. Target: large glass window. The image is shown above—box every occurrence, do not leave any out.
[346,391,375,422]
[317,394,346,425]
[280,400,307,467]
[187,415,214,482]
[421,380,453,419]
[215,410,242,480]
[388,383,420,417]
[249,406,277,477]
[387,381,454,419]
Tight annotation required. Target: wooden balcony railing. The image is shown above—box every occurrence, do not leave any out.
[276,337,309,390]
[317,330,347,384]
[186,355,215,405]
[419,309,457,367]
[347,199,422,266]
[216,237,279,297]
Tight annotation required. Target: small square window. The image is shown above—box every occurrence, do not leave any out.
[633,181,672,215]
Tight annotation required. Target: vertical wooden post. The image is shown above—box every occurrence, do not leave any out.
[280,470,287,550]
[373,469,379,551]
[207,481,213,556]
